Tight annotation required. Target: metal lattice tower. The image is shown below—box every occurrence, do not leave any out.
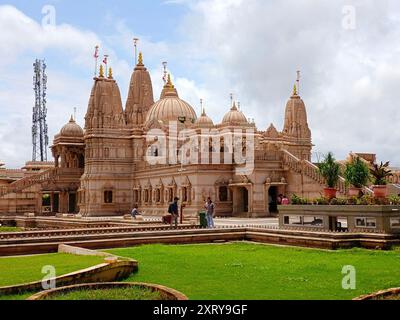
[32,59,49,162]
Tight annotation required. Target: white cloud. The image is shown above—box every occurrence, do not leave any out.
[2,1,400,169]
[173,0,400,165]
[0,5,128,167]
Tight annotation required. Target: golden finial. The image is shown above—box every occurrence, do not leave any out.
[232,101,237,111]
[99,64,104,78]
[166,73,174,88]
[138,52,143,65]
[108,67,113,79]
[293,84,297,96]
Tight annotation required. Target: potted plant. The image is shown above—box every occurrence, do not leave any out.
[370,161,393,198]
[318,152,340,199]
[343,157,370,197]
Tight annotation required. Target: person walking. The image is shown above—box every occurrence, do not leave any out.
[168,197,180,229]
[205,197,215,228]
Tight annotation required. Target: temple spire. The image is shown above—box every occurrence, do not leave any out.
[200,99,205,116]
[108,67,113,79]
[292,84,297,96]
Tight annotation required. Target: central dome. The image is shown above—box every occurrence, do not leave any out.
[145,75,197,125]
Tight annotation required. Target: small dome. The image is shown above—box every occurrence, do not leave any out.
[146,75,197,125]
[60,116,84,138]
[195,109,214,127]
[222,102,248,125]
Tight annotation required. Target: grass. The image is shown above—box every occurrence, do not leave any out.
[107,242,400,300]
[44,287,163,300]
[0,253,105,300]
[0,227,23,232]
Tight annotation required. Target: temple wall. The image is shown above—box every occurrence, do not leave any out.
[285,170,324,200]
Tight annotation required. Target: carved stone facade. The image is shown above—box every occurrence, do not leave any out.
[0,52,349,217]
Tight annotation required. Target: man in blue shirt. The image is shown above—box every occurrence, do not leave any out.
[168,197,179,229]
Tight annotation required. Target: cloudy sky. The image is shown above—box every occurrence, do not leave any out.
[0,0,399,168]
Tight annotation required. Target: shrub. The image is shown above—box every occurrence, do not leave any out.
[356,195,375,205]
[291,194,301,205]
[347,196,358,205]
[343,157,370,188]
[388,195,400,205]
[291,195,312,205]
[318,152,340,188]
[330,198,348,205]
[370,161,393,186]
[314,197,329,205]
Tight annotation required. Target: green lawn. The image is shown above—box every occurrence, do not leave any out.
[0,227,23,233]
[44,287,162,300]
[108,242,400,300]
[0,253,105,300]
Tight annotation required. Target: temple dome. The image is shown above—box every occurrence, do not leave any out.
[60,116,84,138]
[222,102,248,125]
[146,75,197,125]
[195,109,214,127]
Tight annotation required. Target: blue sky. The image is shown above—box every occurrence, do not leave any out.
[7,0,188,40]
[1,0,400,168]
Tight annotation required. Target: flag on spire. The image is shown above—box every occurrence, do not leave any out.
[162,62,168,84]
[103,55,108,65]
[93,45,99,59]
[93,45,100,77]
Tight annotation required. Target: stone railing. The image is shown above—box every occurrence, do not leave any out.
[281,149,375,196]
[0,224,201,240]
[282,150,347,194]
[0,168,83,197]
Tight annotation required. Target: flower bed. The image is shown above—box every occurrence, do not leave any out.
[290,194,400,206]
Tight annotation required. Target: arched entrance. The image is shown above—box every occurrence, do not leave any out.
[265,183,287,216]
[268,186,278,214]
[231,186,251,216]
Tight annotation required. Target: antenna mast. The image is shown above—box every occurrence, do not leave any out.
[32,59,49,162]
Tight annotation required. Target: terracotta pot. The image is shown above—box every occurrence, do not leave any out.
[373,185,387,198]
[348,187,362,197]
[323,187,337,200]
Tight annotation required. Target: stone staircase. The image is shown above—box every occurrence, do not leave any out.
[281,149,372,196]
[0,167,81,198]
[0,168,56,197]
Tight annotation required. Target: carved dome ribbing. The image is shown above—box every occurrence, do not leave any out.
[60,117,84,138]
[222,102,248,125]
